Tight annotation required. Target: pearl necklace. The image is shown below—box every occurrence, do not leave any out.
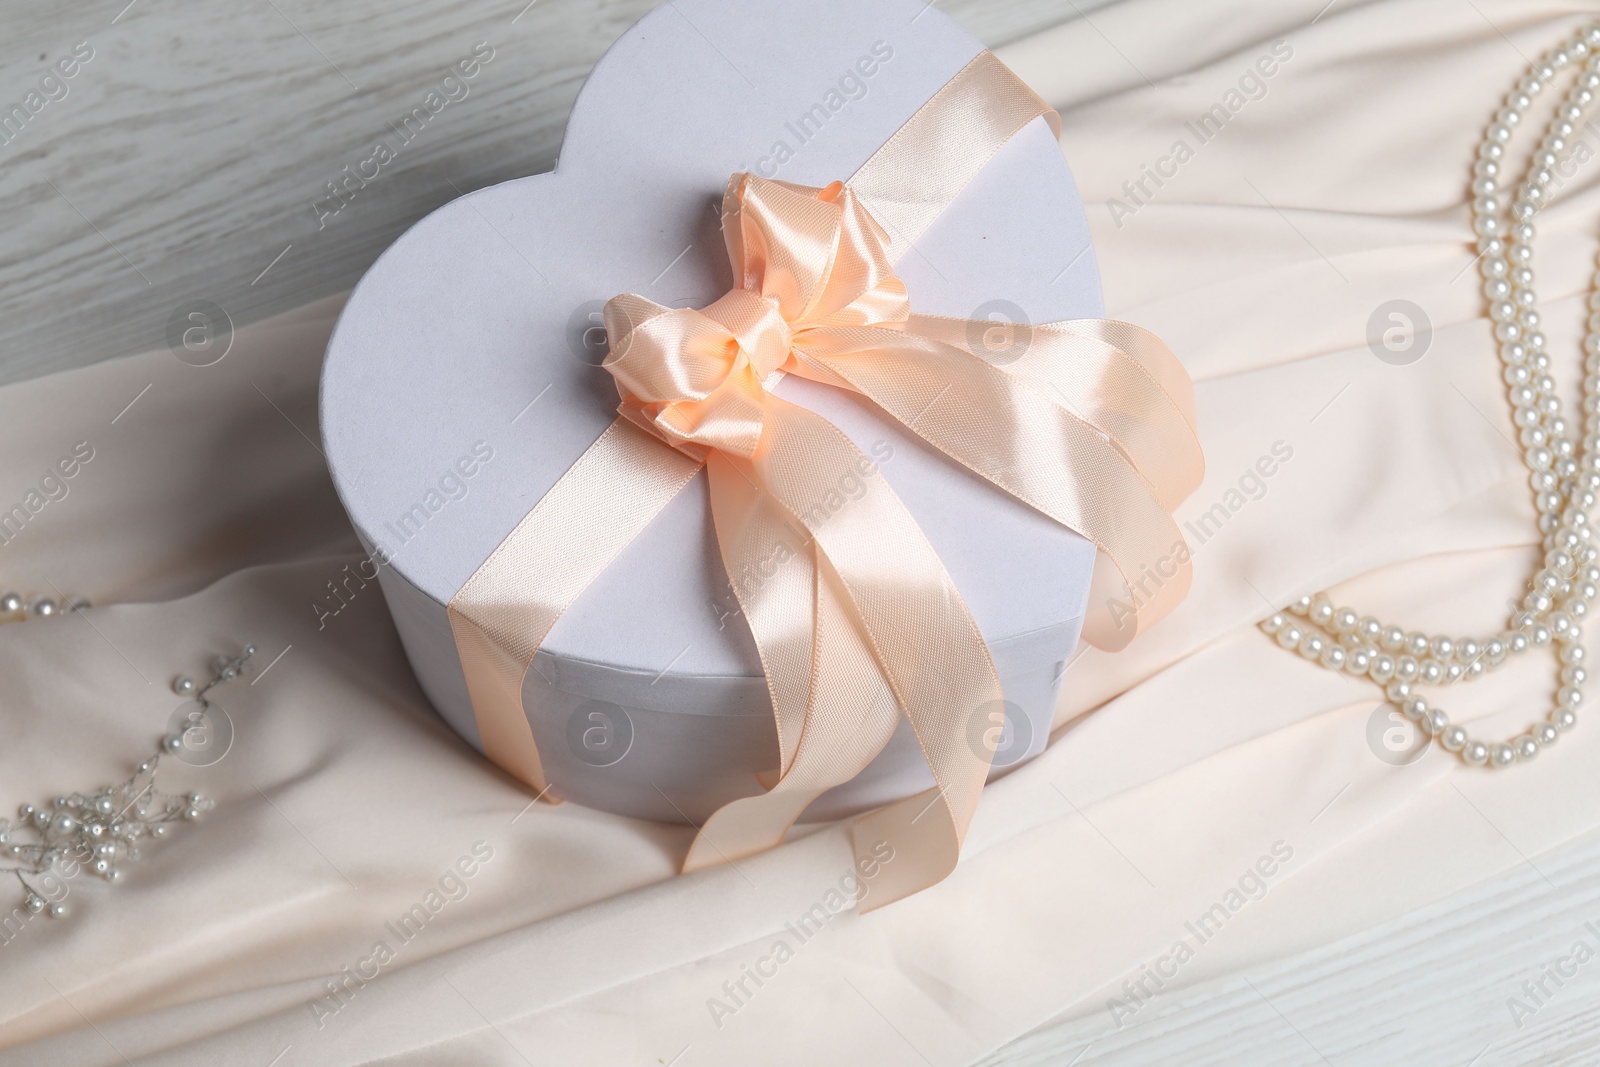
[1,590,89,621]
[1260,23,1600,768]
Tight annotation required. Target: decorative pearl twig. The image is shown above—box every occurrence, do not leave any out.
[0,646,254,920]
[1261,24,1600,767]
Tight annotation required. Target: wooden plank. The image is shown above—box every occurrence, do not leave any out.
[0,0,1091,385]
[984,827,1600,1066]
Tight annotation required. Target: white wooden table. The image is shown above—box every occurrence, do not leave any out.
[3,1,1595,1064]
[0,0,1102,385]
[980,827,1600,1067]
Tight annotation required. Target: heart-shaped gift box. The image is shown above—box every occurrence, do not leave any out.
[320,0,1106,827]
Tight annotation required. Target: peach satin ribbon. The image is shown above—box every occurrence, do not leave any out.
[447,52,1202,910]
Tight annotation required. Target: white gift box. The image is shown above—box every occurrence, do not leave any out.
[320,0,1102,823]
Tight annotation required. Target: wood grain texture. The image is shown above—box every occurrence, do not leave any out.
[0,0,1098,386]
[983,828,1600,1067]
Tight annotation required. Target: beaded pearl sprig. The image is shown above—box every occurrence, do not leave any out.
[1261,24,1600,768]
[0,647,253,921]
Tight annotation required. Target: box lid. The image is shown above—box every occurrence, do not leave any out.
[320,0,1102,682]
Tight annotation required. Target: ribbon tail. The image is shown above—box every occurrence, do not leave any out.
[696,397,1002,905]
[905,314,1203,510]
[686,529,902,871]
[890,316,1204,650]
[796,328,1196,651]
[704,452,819,783]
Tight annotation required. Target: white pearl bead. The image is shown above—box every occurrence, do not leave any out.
[1442,725,1470,752]
[1490,742,1518,767]
[1515,735,1540,761]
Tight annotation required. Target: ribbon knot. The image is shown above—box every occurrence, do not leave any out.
[602,175,913,460]
[700,289,792,381]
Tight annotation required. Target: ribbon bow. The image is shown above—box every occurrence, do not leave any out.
[605,176,908,461]
[447,51,1203,910]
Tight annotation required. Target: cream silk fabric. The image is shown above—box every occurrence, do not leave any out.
[5,0,1600,1063]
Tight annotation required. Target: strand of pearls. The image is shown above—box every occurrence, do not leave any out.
[0,590,90,622]
[1260,24,1600,768]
